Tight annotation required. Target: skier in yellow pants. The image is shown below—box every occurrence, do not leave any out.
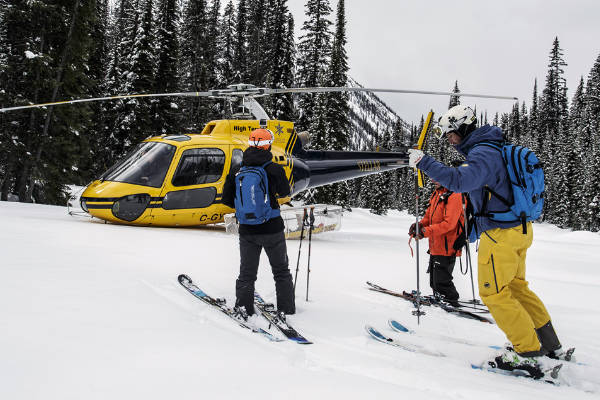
[478,223,553,355]
[408,105,571,370]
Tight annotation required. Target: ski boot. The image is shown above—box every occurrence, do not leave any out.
[232,305,250,322]
[547,347,575,362]
[491,348,545,379]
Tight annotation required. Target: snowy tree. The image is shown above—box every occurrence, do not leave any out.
[313,0,351,206]
[539,37,569,223]
[153,0,181,135]
[218,0,237,86]
[233,0,249,82]
[181,0,218,130]
[120,0,156,142]
[295,0,332,134]
[567,77,587,229]
[264,1,296,120]
[448,80,461,108]
[583,53,600,231]
[0,0,95,204]
[246,0,268,84]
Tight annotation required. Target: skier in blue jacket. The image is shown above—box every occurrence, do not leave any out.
[408,105,571,369]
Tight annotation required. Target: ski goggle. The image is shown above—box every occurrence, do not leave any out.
[432,124,445,139]
[432,121,461,139]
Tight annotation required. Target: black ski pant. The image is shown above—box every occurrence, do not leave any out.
[236,231,295,315]
[428,255,459,302]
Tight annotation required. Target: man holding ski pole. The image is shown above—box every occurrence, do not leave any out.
[409,179,464,307]
[222,128,295,318]
[408,105,571,371]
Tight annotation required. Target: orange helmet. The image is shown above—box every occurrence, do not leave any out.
[248,128,274,150]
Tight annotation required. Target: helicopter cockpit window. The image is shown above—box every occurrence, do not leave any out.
[172,148,226,186]
[231,149,243,174]
[100,142,176,188]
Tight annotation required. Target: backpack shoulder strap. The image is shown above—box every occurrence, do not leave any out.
[471,140,504,152]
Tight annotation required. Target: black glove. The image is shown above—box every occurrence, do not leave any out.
[408,222,424,238]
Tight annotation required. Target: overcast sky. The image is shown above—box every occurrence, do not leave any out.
[288,0,600,125]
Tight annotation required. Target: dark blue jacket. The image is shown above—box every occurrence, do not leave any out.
[418,124,519,235]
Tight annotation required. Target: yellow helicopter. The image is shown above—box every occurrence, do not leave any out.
[1,84,517,227]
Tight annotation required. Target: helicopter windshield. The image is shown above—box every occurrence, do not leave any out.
[100,142,176,188]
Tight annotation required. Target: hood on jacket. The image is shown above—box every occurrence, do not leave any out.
[242,146,272,166]
[456,124,505,156]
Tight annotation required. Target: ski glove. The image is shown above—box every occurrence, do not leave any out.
[408,222,425,239]
[408,149,425,168]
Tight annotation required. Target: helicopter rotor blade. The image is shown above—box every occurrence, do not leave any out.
[1,84,518,113]
[0,91,221,112]
[261,86,518,101]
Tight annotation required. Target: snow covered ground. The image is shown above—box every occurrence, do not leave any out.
[1,201,599,399]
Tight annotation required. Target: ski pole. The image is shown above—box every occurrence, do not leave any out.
[412,175,425,324]
[411,110,433,324]
[293,208,308,293]
[462,194,478,307]
[305,206,315,302]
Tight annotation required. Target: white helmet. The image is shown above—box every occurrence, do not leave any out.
[432,105,477,139]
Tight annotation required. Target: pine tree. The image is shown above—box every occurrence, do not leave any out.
[1,0,96,204]
[121,0,156,142]
[84,0,112,178]
[181,0,218,130]
[218,0,237,86]
[153,0,182,135]
[318,0,350,206]
[539,37,569,224]
[246,0,268,84]
[233,0,249,82]
[449,80,461,108]
[567,77,587,229]
[527,79,540,152]
[583,53,600,231]
[264,1,295,120]
[296,0,332,134]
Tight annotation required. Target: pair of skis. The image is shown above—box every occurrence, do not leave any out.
[365,319,563,383]
[178,274,311,344]
[366,281,493,324]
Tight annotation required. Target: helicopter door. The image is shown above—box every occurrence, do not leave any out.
[151,145,230,226]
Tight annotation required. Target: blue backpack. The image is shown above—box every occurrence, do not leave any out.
[473,141,545,234]
[234,161,280,225]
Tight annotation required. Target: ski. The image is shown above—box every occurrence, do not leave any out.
[366,281,493,324]
[388,319,502,350]
[365,325,445,357]
[178,274,283,342]
[254,292,312,344]
[372,319,562,384]
[471,362,562,384]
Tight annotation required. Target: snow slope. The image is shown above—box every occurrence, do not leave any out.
[1,201,599,399]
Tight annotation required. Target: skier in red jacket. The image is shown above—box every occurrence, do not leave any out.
[409,179,464,306]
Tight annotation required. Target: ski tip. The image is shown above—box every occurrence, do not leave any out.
[178,274,192,284]
[565,347,575,362]
[365,325,386,341]
[549,364,562,379]
[388,319,409,332]
[290,337,313,345]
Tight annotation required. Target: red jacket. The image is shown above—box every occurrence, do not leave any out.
[420,187,464,257]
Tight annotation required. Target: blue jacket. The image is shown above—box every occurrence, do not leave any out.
[418,124,519,235]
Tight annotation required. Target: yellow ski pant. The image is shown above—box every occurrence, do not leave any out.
[478,223,551,354]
